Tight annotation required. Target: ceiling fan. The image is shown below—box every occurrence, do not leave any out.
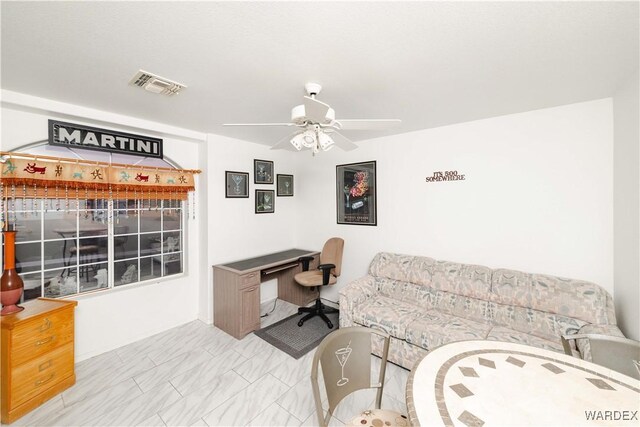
[223,83,401,154]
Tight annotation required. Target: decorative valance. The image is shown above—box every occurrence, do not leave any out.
[0,151,200,201]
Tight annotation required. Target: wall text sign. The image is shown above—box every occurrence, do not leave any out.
[426,170,466,182]
[48,120,163,159]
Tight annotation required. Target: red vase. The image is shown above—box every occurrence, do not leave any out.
[1,230,24,315]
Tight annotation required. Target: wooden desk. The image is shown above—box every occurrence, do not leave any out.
[406,340,640,427]
[213,249,319,339]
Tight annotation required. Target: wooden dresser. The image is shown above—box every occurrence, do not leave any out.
[1,298,78,424]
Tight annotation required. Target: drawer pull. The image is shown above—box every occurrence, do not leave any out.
[35,373,55,386]
[39,360,53,371]
[39,318,52,332]
[35,336,55,346]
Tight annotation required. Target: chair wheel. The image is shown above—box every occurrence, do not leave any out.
[298,320,304,327]
[327,321,333,329]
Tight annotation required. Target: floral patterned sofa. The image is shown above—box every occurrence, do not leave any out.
[339,252,623,369]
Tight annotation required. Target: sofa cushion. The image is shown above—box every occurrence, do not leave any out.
[404,310,492,351]
[491,269,615,325]
[409,291,588,343]
[406,256,437,286]
[369,253,493,301]
[486,326,565,354]
[430,261,493,300]
[376,278,426,305]
[351,295,423,340]
[491,304,587,343]
[369,253,436,284]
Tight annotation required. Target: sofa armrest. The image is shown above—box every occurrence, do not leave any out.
[338,275,378,327]
[578,323,625,337]
[571,324,625,361]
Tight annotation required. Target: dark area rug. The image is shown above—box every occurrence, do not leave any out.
[255,311,339,359]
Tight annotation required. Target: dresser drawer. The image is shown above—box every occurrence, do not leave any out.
[240,272,260,288]
[10,342,74,408]
[11,308,74,366]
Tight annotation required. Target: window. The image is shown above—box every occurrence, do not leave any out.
[10,197,184,301]
[113,199,183,286]
[2,142,198,301]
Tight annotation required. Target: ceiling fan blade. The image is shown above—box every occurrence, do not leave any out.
[330,131,358,151]
[270,133,300,151]
[336,119,401,130]
[222,123,295,127]
[303,96,331,123]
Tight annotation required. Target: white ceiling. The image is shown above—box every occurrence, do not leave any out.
[2,1,638,145]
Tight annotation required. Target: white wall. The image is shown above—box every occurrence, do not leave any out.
[197,139,210,323]
[1,93,206,361]
[204,134,299,321]
[295,99,615,303]
[613,70,640,340]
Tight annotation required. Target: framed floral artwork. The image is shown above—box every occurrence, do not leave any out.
[225,171,249,198]
[255,189,275,213]
[336,160,377,226]
[254,159,274,184]
[277,174,294,196]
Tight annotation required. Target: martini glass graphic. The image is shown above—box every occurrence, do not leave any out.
[335,341,352,386]
[231,174,243,194]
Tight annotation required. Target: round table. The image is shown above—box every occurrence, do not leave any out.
[406,340,640,426]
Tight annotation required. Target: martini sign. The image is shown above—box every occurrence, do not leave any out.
[48,120,163,159]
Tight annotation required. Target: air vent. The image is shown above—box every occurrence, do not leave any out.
[129,70,186,96]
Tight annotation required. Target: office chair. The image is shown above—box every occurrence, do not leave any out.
[295,237,344,329]
[561,333,640,380]
[311,327,409,427]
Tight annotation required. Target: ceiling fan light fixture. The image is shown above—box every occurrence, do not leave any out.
[301,130,316,147]
[317,131,335,150]
[290,133,304,151]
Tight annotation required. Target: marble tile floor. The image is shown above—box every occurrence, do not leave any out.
[9,299,410,427]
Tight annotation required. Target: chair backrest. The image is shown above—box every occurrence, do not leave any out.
[320,237,344,277]
[311,326,390,427]
[588,335,640,380]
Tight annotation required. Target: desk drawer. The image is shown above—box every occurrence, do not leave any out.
[241,272,260,288]
[11,308,74,366]
[10,342,74,408]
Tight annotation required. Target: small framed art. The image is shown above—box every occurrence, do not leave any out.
[225,171,249,198]
[254,159,274,184]
[224,171,249,199]
[255,189,275,213]
[336,160,377,226]
[277,174,294,196]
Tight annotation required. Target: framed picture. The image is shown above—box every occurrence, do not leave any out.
[225,171,249,198]
[255,189,275,213]
[277,174,294,196]
[336,160,377,226]
[254,159,274,184]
